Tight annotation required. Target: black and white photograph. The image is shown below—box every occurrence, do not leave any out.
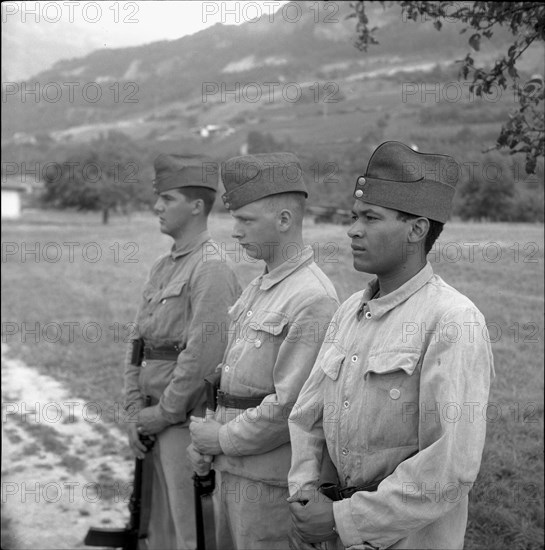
[2,1,544,549]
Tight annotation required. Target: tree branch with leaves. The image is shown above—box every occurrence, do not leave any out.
[349,1,544,173]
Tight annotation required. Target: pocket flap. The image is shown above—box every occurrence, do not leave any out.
[228,300,246,321]
[366,350,420,377]
[160,279,188,300]
[320,347,345,380]
[249,310,289,336]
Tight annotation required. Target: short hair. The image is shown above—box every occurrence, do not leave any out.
[396,210,444,254]
[263,192,306,223]
[178,186,216,216]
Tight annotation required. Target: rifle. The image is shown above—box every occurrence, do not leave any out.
[192,371,221,550]
[85,398,154,550]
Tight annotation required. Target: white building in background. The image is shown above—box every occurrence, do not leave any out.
[1,179,28,219]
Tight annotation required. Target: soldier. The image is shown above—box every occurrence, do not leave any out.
[188,152,340,549]
[288,141,495,549]
[123,154,241,550]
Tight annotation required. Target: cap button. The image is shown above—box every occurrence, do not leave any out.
[357,176,366,185]
[355,189,364,198]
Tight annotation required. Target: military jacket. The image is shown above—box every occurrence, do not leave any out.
[123,231,241,424]
[214,246,340,485]
[289,263,494,549]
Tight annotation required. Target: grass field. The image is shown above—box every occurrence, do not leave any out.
[2,208,544,549]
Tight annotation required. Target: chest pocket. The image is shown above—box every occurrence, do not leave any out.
[320,346,345,381]
[249,310,289,337]
[234,310,289,392]
[363,350,421,451]
[160,278,188,301]
[319,347,345,433]
[228,300,247,323]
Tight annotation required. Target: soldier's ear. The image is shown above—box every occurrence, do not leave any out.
[277,208,293,232]
[407,217,429,244]
[191,199,205,215]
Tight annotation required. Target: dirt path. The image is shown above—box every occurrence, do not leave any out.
[1,344,134,549]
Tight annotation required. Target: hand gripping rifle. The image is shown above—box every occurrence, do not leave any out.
[192,371,221,550]
[85,395,154,550]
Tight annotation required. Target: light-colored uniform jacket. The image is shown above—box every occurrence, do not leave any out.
[214,246,340,485]
[289,263,494,549]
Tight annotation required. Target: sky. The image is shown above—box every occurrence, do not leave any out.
[1,1,289,81]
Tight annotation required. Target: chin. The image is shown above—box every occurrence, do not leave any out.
[245,249,262,261]
[353,258,373,273]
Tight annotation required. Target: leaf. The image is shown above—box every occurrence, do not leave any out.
[469,33,481,51]
[508,65,519,79]
[434,20,442,31]
[525,157,537,174]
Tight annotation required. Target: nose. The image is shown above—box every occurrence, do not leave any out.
[231,221,243,240]
[347,220,363,239]
[154,197,164,214]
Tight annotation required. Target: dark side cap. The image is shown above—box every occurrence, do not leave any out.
[221,152,308,210]
[353,141,459,223]
[153,154,218,193]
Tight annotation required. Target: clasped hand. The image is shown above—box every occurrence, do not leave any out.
[189,414,222,455]
[289,489,336,545]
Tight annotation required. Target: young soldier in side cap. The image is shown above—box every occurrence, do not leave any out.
[123,154,241,550]
[288,142,495,550]
[188,152,340,549]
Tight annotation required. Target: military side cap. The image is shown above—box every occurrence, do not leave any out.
[221,152,308,210]
[354,141,459,223]
[153,153,218,193]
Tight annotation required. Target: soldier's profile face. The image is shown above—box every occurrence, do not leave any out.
[230,199,281,262]
[153,188,195,239]
[347,200,413,276]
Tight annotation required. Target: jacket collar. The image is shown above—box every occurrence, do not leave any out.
[170,230,211,260]
[258,246,315,291]
[357,262,434,320]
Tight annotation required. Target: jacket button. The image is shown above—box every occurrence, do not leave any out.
[342,448,349,456]
[351,355,358,363]
[161,299,166,305]
[343,400,349,409]
[365,311,372,319]
[224,365,230,372]
[390,388,401,400]
[255,340,262,348]
[246,310,253,317]
[141,361,147,368]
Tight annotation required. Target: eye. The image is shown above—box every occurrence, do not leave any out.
[351,214,358,222]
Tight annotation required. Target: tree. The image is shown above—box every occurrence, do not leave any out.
[349,1,545,173]
[41,131,154,223]
[457,155,515,221]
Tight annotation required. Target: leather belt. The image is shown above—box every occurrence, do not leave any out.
[319,478,382,501]
[143,345,181,361]
[130,338,184,366]
[217,390,265,409]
